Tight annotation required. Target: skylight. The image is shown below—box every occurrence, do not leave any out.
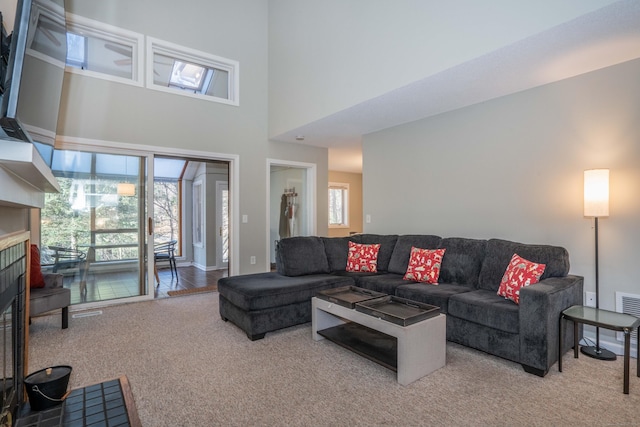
[170,60,207,91]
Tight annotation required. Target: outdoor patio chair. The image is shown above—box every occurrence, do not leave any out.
[154,240,178,284]
[48,246,87,273]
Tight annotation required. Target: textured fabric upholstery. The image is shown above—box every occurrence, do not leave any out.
[276,236,330,276]
[438,237,487,286]
[395,282,472,314]
[387,235,442,274]
[321,236,352,272]
[29,273,70,329]
[477,239,570,292]
[447,290,520,334]
[350,273,408,295]
[218,272,351,311]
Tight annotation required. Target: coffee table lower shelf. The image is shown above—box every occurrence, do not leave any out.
[312,297,445,386]
[317,322,398,371]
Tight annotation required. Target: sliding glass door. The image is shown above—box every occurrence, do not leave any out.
[41,150,149,304]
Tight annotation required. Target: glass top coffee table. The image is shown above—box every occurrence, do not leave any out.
[559,305,640,394]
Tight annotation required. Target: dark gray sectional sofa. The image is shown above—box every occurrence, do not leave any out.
[218,234,583,377]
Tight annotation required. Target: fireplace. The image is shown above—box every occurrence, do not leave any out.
[0,234,28,427]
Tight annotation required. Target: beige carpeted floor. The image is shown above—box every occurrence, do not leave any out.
[27,293,640,426]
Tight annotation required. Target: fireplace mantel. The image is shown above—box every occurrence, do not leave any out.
[0,140,59,209]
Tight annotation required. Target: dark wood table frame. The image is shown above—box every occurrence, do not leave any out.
[559,305,640,394]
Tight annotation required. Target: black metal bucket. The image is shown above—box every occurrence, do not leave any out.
[24,365,72,411]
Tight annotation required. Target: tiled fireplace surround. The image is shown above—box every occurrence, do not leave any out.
[0,231,29,425]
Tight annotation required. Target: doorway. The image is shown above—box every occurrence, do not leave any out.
[41,141,238,308]
[267,159,317,266]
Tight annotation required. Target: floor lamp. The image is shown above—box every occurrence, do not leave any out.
[582,169,616,360]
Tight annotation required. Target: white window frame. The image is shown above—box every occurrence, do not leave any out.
[328,182,349,228]
[65,12,145,87]
[146,37,239,106]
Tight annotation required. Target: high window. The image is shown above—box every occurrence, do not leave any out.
[65,13,144,86]
[328,183,349,228]
[147,37,239,106]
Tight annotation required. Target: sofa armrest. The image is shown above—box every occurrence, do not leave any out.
[518,274,584,376]
[43,273,64,289]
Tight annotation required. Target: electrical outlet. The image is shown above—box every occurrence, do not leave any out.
[250,256,256,265]
[585,291,596,307]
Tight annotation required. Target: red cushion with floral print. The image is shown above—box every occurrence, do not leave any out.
[497,253,546,304]
[403,247,446,284]
[346,242,380,273]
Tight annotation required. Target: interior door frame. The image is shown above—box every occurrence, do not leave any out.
[57,136,240,308]
[266,158,317,271]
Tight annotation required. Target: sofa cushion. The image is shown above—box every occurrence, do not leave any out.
[346,242,380,273]
[218,272,352,311]
[352,273,408,295]
[276,236,330,277]
[395,282,472,314]
[438,237,486,286]
[403,247,445,284]
[352,234,398,272]
[321,237,352,272]
[447,290,520,334]
[30,244,45,288]
[497,254,546,304]
[478,239,570,292]
[387,235,442,274]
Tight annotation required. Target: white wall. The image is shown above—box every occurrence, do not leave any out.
[268,0,617,137]
[57,0,328,274]
[363,59,640,342]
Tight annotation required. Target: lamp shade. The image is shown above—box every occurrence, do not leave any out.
[584,169,609,217]
[117,183,136,197]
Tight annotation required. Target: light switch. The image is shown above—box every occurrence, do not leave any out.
[365,214,371,223]
[242,215,248,223]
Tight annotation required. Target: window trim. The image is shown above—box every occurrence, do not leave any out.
[328,182,349,229]
[65,12,145,87]
[146,36,239,106]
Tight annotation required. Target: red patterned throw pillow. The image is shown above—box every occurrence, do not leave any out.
[346,241,380,273]
[497,253,546,304]
[403,247,446,284]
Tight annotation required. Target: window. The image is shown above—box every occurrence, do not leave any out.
[193,180,204,247]
[328,183,349,228]
[65,13,144,86]
[147,37,239,106]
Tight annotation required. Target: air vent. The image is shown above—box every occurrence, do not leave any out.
[72,310,103,319]
[615,292,640,345]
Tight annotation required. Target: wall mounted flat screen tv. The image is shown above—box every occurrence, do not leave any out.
[0,0,66,166]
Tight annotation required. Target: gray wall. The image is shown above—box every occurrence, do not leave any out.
[363,58,640,333]
[57,0,328,274]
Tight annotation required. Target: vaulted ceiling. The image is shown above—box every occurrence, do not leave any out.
[270,1,640,173]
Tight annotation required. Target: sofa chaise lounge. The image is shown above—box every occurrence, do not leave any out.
[218,234,583,377]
